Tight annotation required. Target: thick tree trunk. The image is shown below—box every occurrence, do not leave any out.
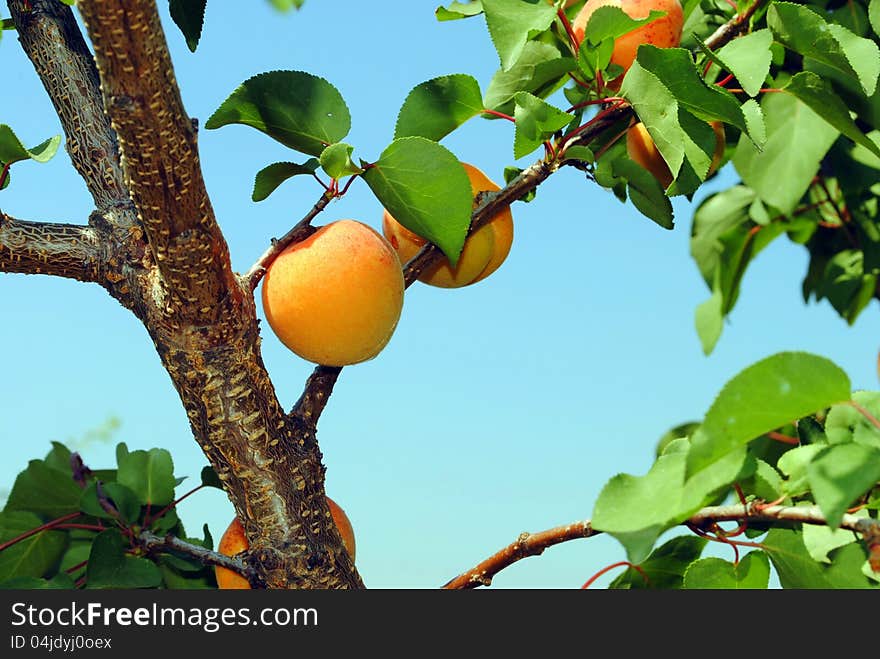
[4,0,363,589]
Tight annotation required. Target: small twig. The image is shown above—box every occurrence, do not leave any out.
[243,192,332,290]
[443,504,880,589]
[443,521,599,589]
[138,530,256,581]
[292,366,343,424]
[702,0,771,51]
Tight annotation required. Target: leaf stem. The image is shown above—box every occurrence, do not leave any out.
[581,561,648,588]
[0,512,81,553]
[482,108,516,122]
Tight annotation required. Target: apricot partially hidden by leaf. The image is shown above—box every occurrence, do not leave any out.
[626,121,725,189]
[573,0,684,85]
[215,497,356,589]
[261,220,404,366]
[382,162,514,288]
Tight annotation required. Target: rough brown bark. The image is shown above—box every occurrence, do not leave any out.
[5,0,362,589]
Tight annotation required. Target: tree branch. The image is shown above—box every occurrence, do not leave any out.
[443,521,598,589]
[137,530,257,581]
[7,0,134,222]
[443,504,880,589]
[0,212,105,282]
[77,0,244,328]
[703,0,770,51]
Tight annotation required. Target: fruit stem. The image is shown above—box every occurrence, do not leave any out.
[581,561,648,589]
[566,97,626,113]
[557,7,581,53]
[482,108,516,123]
[766,431,799,445]
[0,162,11,190]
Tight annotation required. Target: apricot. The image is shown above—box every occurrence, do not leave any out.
[626,120,725,188]
[572,0,684,84]
[382,162,514,288]
[215,497,357,589]
[261,220,404,366]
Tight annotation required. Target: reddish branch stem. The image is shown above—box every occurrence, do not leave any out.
[0,512,81,552]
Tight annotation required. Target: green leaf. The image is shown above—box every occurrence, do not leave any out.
[0,574,76,589]
[78,482,142,524]
[483,41,575,114]
[683,552,770,589]
[714,29,772,98]
[803,508,872,562]
[268,0,304,10]
[436,0,483,21]
[870,0,880,37]
[43,442,73,474]
[808,443,880,528]
[4,460,82,518]
[611,157,674,229]
[694,285,723,355]
[117,447,176,507]
[252,159,319,202]
[583,6,666,45]
[0,125,61,166]
[362,137,473,264]
[169,0,206,52]
[783,72,880,159]
[825,392,880,448]
[200,466,224,490]
[512,92,572,159]
[764,527,876,588]
[608,536,707,589]
[319,142,363,180]
[732,90,838,214]
[592,446,745,562]
[481,0,557,71]
[633,46,749,134]
[778,444,825,496]
[592,452,688,563]
[687,352,851,478]
[86,530,162,589]
[0,511,67,581]
[768,2,880,96]
[739,458,785,502]
[205,71,351,157]
[690,185,756,286]
[395,74,484,141]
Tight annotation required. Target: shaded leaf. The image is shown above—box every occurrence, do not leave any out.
[117,447,175,507]
[611,158,674,229]
[169,0,207,52]
[319,142,363,180]
[512,92,572,159]
[0,511,67,582]
[252,159,319,202]
[808,443,880,528]
[436,0,483,21]
[4,460,82,518]
[608,536,707,589]
[86,530,162,589]
[683,552,770,589]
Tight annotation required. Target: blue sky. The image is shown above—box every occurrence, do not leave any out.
[1,1,879,589]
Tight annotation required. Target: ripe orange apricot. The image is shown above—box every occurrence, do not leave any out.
[626,120,725,188]
[215,497,357,589]
[261,220,404,366]
[572,0,684,84]
[382,162,514,288]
